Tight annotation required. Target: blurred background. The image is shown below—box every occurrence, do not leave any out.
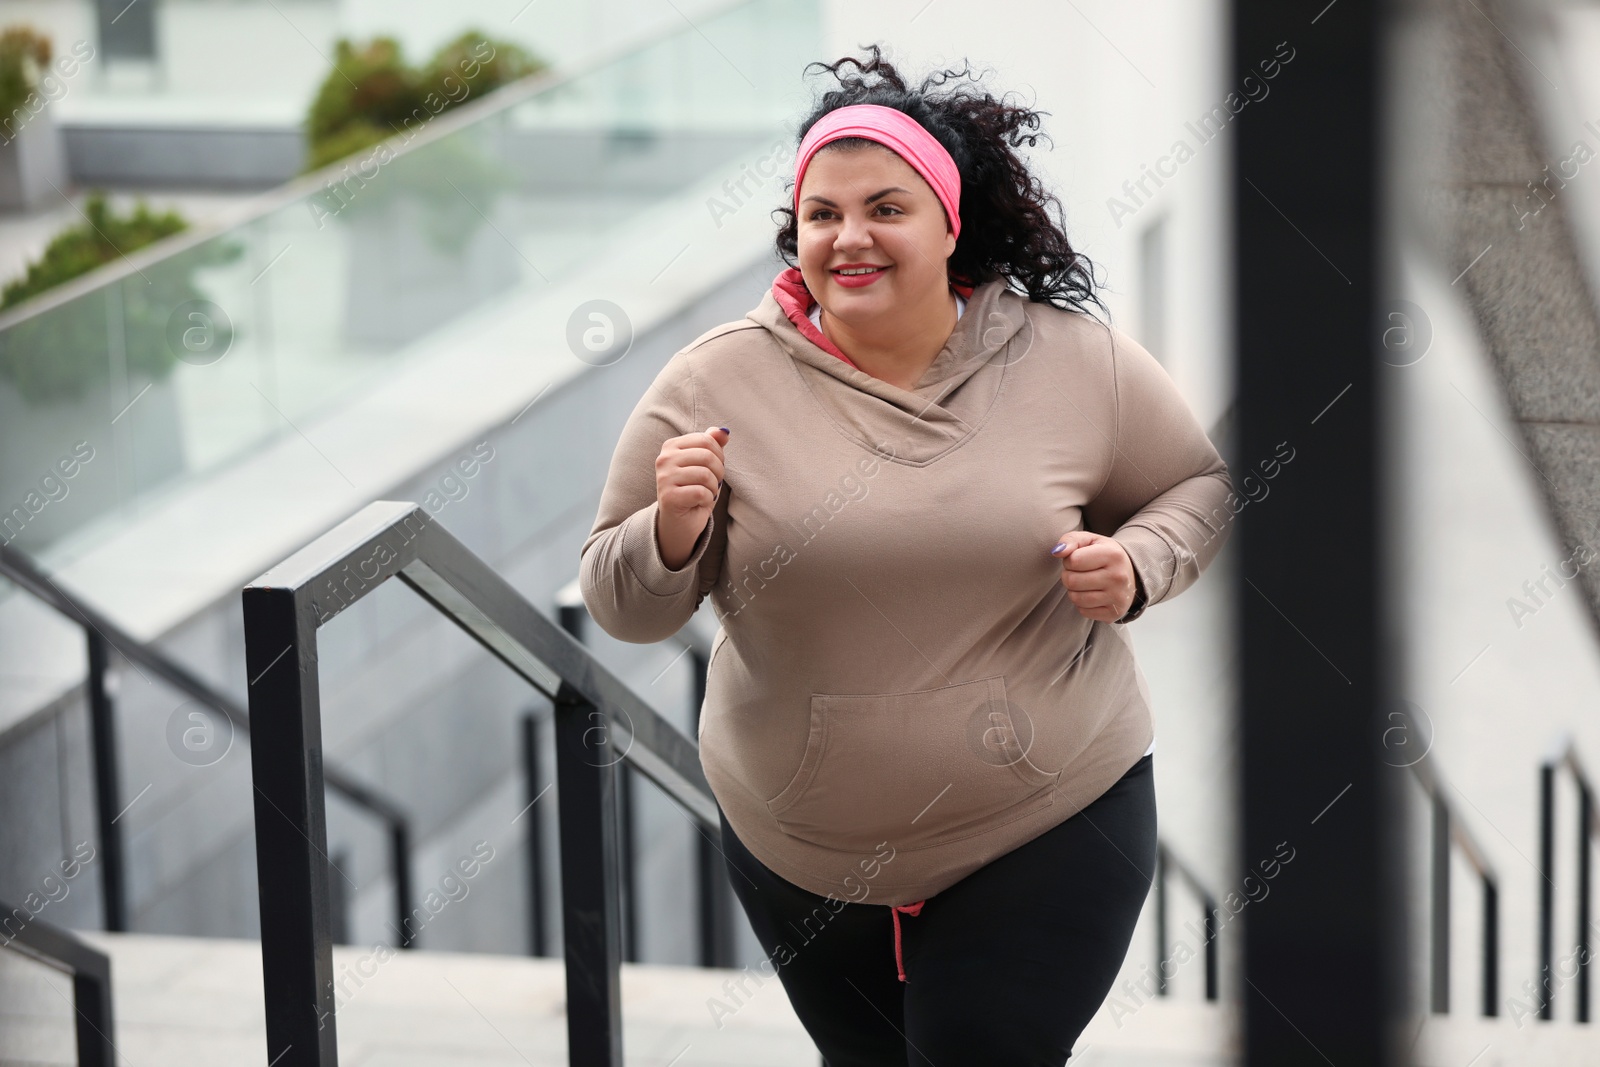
[0,0,1597,1063]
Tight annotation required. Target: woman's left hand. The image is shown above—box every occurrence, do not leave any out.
[1051,530,1141,623]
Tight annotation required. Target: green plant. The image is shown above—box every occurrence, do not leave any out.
[301,30,545,174]
[303,36,422,172]
[0,25,49,125]
[2,193,185,310]
[422,30,543,103]
[0,192,244,404]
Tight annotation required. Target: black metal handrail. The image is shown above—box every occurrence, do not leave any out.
[243,500,716,1066]
[0,898,116,1066]
[1153,841,1220,1000]
[0,540,414,947]
[1540,735,1597,1022]
[1410,757,1499,1017]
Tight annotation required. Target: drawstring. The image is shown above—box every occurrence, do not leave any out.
[890,900,925,981]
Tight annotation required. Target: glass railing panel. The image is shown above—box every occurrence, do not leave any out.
[0,0,821,575]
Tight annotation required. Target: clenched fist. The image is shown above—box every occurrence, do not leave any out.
[656,426,729,571]
[1051,530,1143,623]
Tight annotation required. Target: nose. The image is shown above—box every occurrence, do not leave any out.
[834,209,873,253]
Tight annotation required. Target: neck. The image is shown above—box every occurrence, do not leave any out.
[823,285,960,390]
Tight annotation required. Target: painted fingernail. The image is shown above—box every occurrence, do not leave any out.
[1051,542,1068,555]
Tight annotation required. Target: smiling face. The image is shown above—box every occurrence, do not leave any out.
[795,142,957,326]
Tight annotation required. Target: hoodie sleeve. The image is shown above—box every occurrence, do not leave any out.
[1082,325,1233,623]
[579,350,729,643]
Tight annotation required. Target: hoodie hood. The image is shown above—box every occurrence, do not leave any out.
[749,267,1032,465]
[769,266,977,370]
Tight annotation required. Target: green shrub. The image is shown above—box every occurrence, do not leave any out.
[302,29,545,173]
[2,192,186,310]
[0,192,243,403]
[422,30,543,101]
[0,25,50,127]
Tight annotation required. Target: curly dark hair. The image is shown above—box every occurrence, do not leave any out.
[773,45,1108,319]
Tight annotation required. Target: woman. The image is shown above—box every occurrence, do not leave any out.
[580,48,1232,1066]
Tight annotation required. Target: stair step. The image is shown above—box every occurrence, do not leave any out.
[0,930,1235,1065]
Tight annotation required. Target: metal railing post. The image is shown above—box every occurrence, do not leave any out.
[1154,844,1168,996]
[70,945,116,1067]
[245,584,339,1066]
[0,900,117,1067]
[523,710,549,957]
[618,756,636,963]
[1150,842,1220,1003]
[84,631,126,933]
[1579,778,1592,1022]
[559,602,637,964]
[557,581,741,970]
[689,644,736,968]
[1540,761,1556,1021]
[553,681,625,1067]
[1538,741,1600,1023]
[391,820,414,950]
[1479,847,1499,1018]
[1411,760,1499,1019]
[1203,898,1218,1001]
[1431,791,1450,1013]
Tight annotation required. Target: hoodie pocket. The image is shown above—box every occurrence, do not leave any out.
[765,675,1059,853]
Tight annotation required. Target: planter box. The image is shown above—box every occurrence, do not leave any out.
[0,106,66,212]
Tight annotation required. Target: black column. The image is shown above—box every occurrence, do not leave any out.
[1234,0,1404,1062]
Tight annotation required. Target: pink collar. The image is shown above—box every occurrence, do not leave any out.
[770,267,977,370]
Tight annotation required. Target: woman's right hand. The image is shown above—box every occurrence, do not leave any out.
[655,426,730,570]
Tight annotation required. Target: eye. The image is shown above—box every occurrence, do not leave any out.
[805,204,905,221]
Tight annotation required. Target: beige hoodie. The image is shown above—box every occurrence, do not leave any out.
[579,270,1233,906]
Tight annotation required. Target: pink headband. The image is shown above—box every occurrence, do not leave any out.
[793,103,961,240]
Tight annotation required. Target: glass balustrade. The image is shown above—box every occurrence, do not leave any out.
[0,0,819,585]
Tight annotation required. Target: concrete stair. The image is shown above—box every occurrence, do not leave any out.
[0,931,1235,1066]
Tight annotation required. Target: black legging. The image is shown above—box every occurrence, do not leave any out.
[719,753,1157,1066]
